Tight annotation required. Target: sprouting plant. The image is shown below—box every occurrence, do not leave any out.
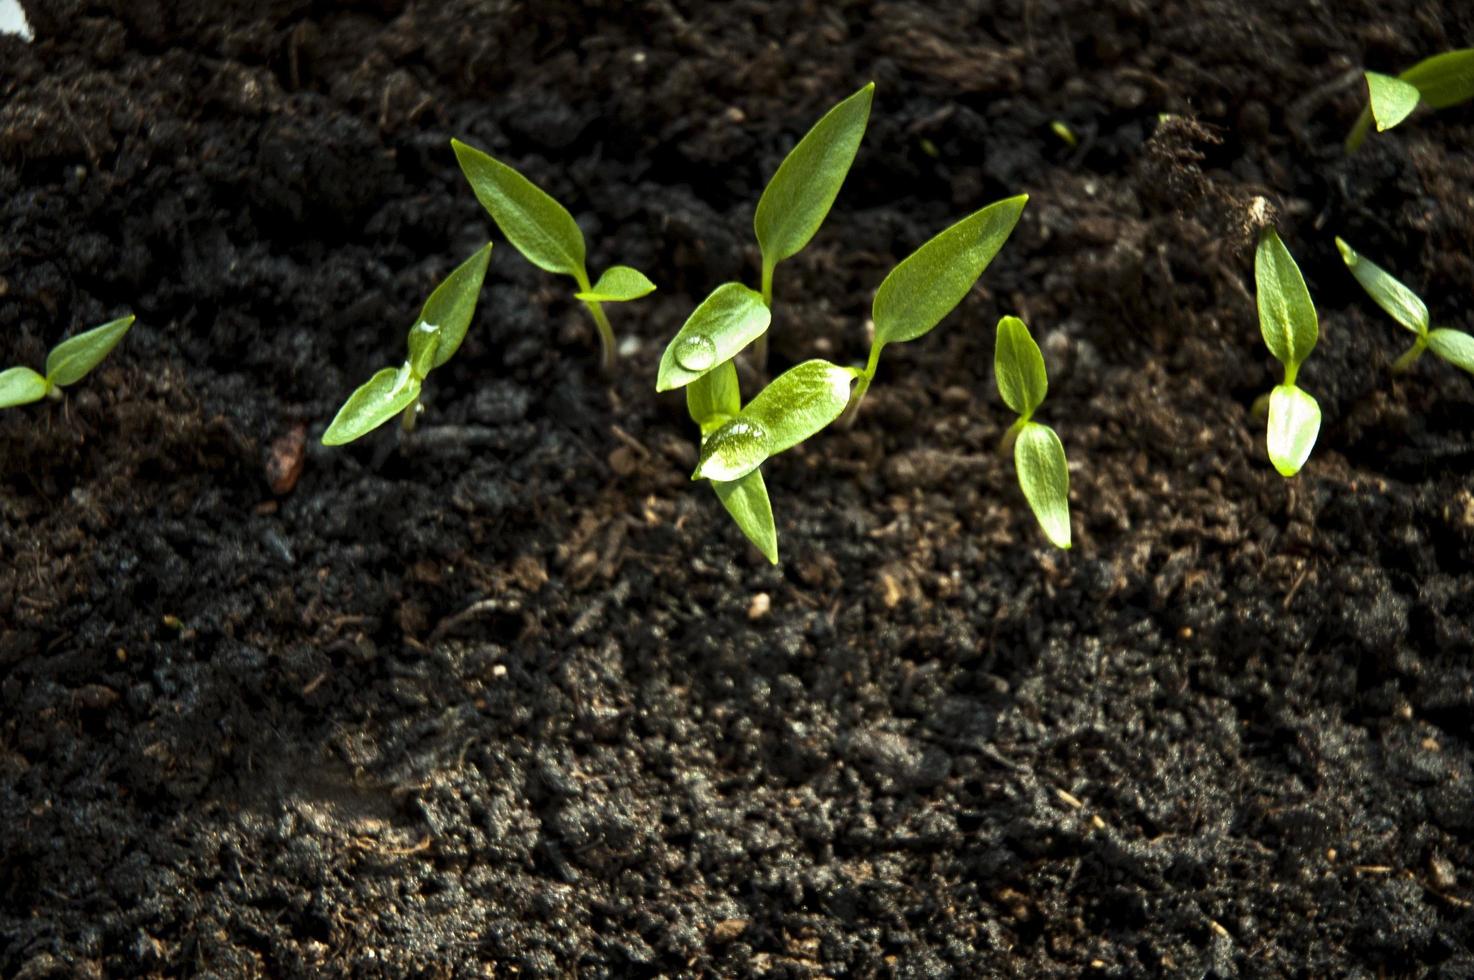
[1254,228,1321,477]
[1347,48,1474,151]
[0,315,135,409]
[1336,237,1474,377]
[322,243,492,446]
[451,139,655,373]
[995,316,1071,549]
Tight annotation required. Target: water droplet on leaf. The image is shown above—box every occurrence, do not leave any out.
[675,335,718,372]
[699,418,768,481]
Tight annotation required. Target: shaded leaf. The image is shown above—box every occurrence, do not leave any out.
[1365,71,1421,131]
[1014,422,1071,549]
[322,364,421,446]
[1335,237,1427,336]
[1428,328,1474,375]
[693,360,857,482]
[451,139,586,279]
[575,265,656,303]
[1266,383,1320,477]
[686,359,741,434]
[1255,228,1318,377]
[420,242,493,369]
[45,315,135,387]
[0,366,49,408]
[713,468,778,564]
[754,83,874,268]
[656,283,770,392]
[1400,47,1474,109]
[994,315,1048,418]
[872,195,1028,348]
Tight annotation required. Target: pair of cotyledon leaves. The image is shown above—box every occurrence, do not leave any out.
[1336,238,1474,377]
[1255,228,1322,478]
[1350,48,1474,151]
[0,315,135,409]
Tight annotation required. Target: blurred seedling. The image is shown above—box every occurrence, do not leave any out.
[1347,48,1474,151]
[1336,237,1474,377]
[0,315,135,409]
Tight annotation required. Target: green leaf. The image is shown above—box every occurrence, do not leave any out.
[1266,383,1320,477]
[575,265,656,303]
[686,359,741,434]
[0,366,50,408]
[1335,237,1428,336]
[693,359,858,482]
[1014,422,1071,549]
[1399,47,1474,110]
[407,322,442,379]
[322,364,422,446]
[994,315,1048,419]
[1428,328,1474,375]
[712,468,779,564]
[1255,228,1318,379]
[44,315,135,387]
[872,195,1028,348]
[754,82,874,268]
[419,242,493,369]
[656,283,771,392]
[1365,71,1421,131]
[451,138,586,280]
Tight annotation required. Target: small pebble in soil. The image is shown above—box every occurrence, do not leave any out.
[747,592,770,620]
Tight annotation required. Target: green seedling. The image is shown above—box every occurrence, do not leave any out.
[1347,48,1474,151]
[0,315,135,409]
[323,243,492,446]
[1336,237,1474,377]
[995,316,1071,549]
[1254,228,1321,477]
[452,139,655,373]
[685,361,779,562]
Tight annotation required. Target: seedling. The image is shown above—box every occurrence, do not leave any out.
[451,139,655,373]
[323,243,492,445]
[995,316,1071,549]
[0,315,135,409]
[1335,237,1474,377]
[1347,48,1474,151]
[1254,228,1321,477]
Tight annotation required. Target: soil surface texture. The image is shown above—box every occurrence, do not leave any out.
[4,0,1474,976]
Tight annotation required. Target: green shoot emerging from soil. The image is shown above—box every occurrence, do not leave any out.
[1335,237,1474,377]
[995,316,1071,549]
[452,139,655,373]
[1255,228,1321,478]
[323,243,492,446]
[1347,48,1474,151]
[0,315,135,409]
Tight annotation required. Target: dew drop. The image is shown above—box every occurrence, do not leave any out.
[674,335,718,372]
[701,418,768,481]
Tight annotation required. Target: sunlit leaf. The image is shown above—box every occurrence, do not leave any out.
[1014,421,1071,549]
[407,322,441,379]
[1365,71,1421,131]
[451,139,586,279]
[693,360,857,482]
[1428,328,1474,375]
[419,242,493,368]
[1335,237,1427,336]
[995,315,1048,419]
[45,315,135,387]
[713,468,778,564]
[575,265,656,303]
[1266,383,1320,477]
[686,359,741,434]
[0,366,49,408]
[322,364,421,446]
[872,195,1027,348]
[656,283,770,392]
[754,82,874,269]
[1255,228,1318,378]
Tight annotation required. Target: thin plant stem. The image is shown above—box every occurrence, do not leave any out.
[584,299,616,374]
[1391,336,1427,374]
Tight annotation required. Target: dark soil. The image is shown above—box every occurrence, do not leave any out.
[4,0,1474,975]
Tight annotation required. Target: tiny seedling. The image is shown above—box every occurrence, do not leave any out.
[323,243,492,446]
[1336,237,1474,377]
[1255,228,1321,477]
[995,316,1071,549]
[1347,48,1474,151]
[0,315,135,409]
[451,139,655,373]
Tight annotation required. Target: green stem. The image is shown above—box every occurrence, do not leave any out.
[1391,336,1427,374]
[998,417,1026,455]
[839,342,884,430]
[583,299,616,374]
[44,383,62,402]
[1249,392,1270,420]
[754,259,774,372]
[400,396,420,434]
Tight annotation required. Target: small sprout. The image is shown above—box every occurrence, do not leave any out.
[1050,120,1079,147]
[995,316,1071,549]
[656,283,770,392]
[1336,236,1474,377]
[0,314,135,409]
[451,139,655,372]
[686,362,779,564]
[752,81,874,367]
[1347,48,1474,151]
[1255,228,1321,477]
[323,243,492,446]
